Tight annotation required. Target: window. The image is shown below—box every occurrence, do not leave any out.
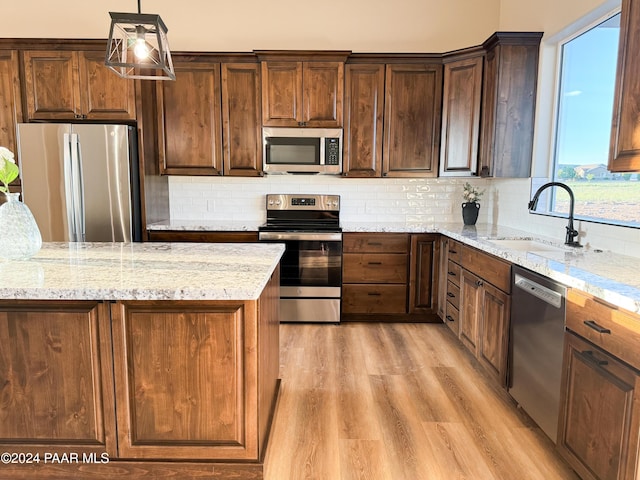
[538,12,640,228]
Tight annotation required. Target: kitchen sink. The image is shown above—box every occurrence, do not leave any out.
[487,239,568,253]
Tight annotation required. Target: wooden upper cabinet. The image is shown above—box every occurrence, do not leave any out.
[222,63,263,176]
[157,60,223,175]
[383,63,443,177]
[479,33,542,178]
[259,52,348,127]
[343,63,385,177]
[22,50,135,121]
[609,0,640,172]
[439,53,483,177]
[0,50,23,187]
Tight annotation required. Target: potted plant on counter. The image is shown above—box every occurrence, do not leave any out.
[461,182,484,226]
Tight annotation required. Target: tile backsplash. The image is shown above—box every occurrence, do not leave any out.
[168,175,640,258]
[168,175,491,227]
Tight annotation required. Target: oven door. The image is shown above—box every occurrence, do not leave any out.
[258,231,342,323]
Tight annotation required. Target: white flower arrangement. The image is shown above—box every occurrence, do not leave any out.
[0,146,19,194]
[462,182,484,203]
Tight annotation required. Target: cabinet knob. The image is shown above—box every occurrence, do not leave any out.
[446,315,454,322]
[476,280,484,287]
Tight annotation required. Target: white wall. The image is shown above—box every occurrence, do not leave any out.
[2,0,500,53]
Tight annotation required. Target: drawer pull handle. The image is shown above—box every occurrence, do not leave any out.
[367,292,381,296]
[367,242,383,246]
[580,350,609,367]
[583,320,611,334]
[476,280,484,287]
[448,271,456,276]
[368,261,383,265]
[447,292,456,298]
[446,315,454,322]
[449,250,458,254]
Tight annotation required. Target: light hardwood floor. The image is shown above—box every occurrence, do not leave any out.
[265,322,579,480]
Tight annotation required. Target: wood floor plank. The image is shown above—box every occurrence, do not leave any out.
[265,322,577,480]
[339,439,393,480]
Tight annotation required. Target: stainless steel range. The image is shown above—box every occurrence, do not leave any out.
[258,194,342,323]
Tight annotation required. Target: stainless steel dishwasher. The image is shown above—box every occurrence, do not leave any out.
[509,266,567,444]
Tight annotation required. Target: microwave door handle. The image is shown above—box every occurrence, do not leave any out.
[319,137,325,166]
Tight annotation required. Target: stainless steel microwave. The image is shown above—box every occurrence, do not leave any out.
[262,127,342,175]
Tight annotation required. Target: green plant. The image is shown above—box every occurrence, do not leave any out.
[0,147,19,194]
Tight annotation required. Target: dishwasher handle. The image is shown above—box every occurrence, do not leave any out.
[514,273,563,309]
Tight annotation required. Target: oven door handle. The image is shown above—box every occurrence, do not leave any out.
[259,231,342,242]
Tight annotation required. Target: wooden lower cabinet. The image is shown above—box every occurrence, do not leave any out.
[459,269,482,354]
[147,230,258,243]
[441,239,511,386]
[0,270,280,479]
[341,232,438,322]
[0,301,117,457]
[558,331,640,480]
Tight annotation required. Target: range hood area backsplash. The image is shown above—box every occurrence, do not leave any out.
[167,175,640,259]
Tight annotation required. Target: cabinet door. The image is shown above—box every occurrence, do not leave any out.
[261,61,303,126]
[477,282,510,386]
[157,61,223,175]
[437,237,449,320]
[0,50,23,189]
[0,301,117,457]
[343,63,385,177]
[23,50,80,120]
[479,34,541,177]
[558,332,640,480]
[383,63,442,177]
[302,62,343,127]
[111,301,261,460]
[408,234,439,315]
[439,55,483,176]
[222,63,263,176]
[78,50,136,121]
[609,0,640,172]
[459,269,482,354]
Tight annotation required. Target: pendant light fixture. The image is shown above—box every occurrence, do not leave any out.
[105,0,176,80]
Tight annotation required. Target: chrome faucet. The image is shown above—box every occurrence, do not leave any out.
[528,182,582,247]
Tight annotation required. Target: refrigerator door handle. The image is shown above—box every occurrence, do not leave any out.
[70,133,86,242]
[63,133,77,242]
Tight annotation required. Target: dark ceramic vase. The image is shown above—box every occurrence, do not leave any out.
[461,202,480,225]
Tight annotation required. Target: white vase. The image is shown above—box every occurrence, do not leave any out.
[0,192,43,260]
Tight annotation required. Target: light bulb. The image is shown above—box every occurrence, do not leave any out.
[133,38,150,59]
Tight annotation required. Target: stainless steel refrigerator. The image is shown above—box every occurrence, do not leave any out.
[16,123,142,242]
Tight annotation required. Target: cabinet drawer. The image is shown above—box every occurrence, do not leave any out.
[343,253,407,283]
[445,301,459,335]
[446,260,461,286]
[447,239,462,264]
[566,289,640,371]
[342,284,407,314]
[461,246,511,293]
[343,233,408,253]
[446,280,460,310]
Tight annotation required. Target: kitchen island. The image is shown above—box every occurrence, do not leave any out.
[0,242,284,479]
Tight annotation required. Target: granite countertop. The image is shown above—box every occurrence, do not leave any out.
[148,220,262,231]
[345,221,640,314]
[0,242,285,301]
[145,219,640,314]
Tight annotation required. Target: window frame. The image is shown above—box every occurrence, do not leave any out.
[529,3,640,230]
